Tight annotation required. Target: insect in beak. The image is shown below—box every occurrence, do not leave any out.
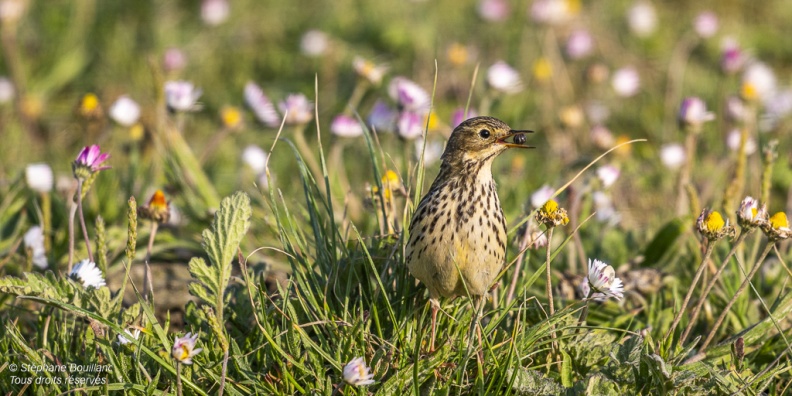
[498,129,535,148]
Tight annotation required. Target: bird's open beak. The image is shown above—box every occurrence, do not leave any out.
[498,129,535,149]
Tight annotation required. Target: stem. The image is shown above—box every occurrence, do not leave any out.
[42,192,52,251]
[664,240,715,342]
[545,227,558,360]
[218,347,229,396]
[176,362,183,396]
[344,80,368,114]
[199,127,231,164]
[700,242,775,350]
[76,181,94,262]
[505,222,535,305]
[68,198,78,271]
[292,124,323,181]
[680,230,751,344]
[676,131,698,216]
[545,227,555,317]
[575,301,590,337]
[142,222,159,302]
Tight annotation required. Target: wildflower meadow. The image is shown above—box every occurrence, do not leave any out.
[2,0,792,394]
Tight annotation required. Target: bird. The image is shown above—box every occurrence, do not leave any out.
[405,116,532,350]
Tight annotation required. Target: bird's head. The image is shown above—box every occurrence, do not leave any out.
[441,116,533,166]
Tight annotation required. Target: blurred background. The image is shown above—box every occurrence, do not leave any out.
[1,0,792,287]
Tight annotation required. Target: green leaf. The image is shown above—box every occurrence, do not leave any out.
[188,257,218,306]
[643,218,689,266]
[561,349,573,388]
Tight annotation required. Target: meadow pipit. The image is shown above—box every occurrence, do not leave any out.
[405,116,531,350]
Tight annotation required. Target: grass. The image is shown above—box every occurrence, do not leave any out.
[2,0,792,394]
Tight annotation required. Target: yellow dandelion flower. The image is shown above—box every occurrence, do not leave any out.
[221,106,243,129]
[769,212,789,230]
[447,43,469,67]
[740,83,757,102]
[533,58,552,83]
[696,208,735,240]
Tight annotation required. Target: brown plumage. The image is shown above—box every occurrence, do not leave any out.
[405,116,531,350]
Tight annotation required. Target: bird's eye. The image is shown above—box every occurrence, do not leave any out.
[478,129,491,139]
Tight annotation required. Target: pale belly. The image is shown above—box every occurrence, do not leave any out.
[405,179,507,298]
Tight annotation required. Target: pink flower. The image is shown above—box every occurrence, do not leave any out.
[397,111,424,140]
[678,97,715,128]
[330,114,364,138]
[565,29,594,60]
[611,67,640,97]
[720,38,744,74]
[172,332,202,365]
[450,108,479,128]
[487,61,523,94]
[73,145,111,179]
[244,82,280,128]
[388,77,430,112]
[694,11,718,38]
[367,100,396,133]
[163,48,187,73]
[478,0,509,22]
[278,94,313,125]
[201,0,228,26]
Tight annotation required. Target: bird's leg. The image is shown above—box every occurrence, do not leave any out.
[475,296,485,364]
[430,298,440,353]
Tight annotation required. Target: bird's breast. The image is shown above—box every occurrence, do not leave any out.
[406,170,508,297]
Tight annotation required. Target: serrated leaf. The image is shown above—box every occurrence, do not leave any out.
[188,257,219,305]
[507,368,564,395]
[561,349,573,388]
[195,191,251,314]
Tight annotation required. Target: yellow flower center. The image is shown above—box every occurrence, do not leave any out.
[751,207,758,219]
[81,93,100,113]
[769,212,789,230]
[129,124,145,141]
[741,83,757,101]
[447,43,469,67]
[221,106,242,129]
[565,0,581,14]
[704,211,725,232]
[423,112,439,130]
[542,199,559,214]
[179,345,190,360]
[533,58,552,82]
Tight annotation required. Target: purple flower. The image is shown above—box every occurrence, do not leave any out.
[388,77,430,112]
[720,38,744,75]
[397,111,424,140]
[451,107,479,128]
[278,93,313,125]
[678,97,715,128]
[244,82,281,128]
[73,145,111,179]
[367,100,396,133]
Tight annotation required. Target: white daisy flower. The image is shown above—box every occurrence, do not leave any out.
[69,259,106,289]
[172,332,202,365]
[585,259,624,300]
[343,357,375,386]
[118,328,141,345]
